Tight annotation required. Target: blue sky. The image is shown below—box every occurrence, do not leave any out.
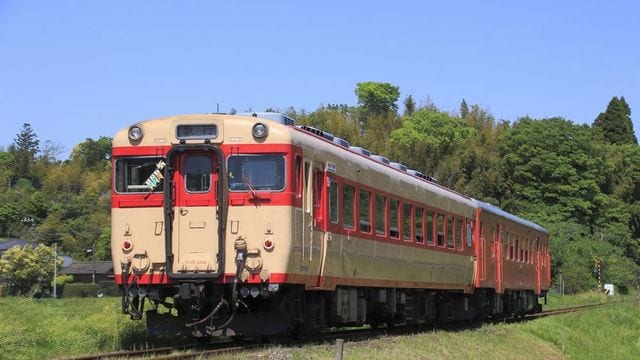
[1,1,638,158]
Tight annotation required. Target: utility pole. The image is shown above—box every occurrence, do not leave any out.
[86,243,96,284]
[53,242,57,299]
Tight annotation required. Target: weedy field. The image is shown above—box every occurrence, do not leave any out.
[0,292,638,360]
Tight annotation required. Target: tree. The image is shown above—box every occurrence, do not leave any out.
[592,96,637,145]
[0,244,60,296]
[403,95,416,116]
[70,137,112,170]
[354,82,400,132]
[9,123,40,180]
[460,99,469,118]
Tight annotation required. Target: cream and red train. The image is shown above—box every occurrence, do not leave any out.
[111,112,551,337]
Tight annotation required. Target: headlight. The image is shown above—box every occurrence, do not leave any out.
[252,123,268,139]
[128,125,143,141]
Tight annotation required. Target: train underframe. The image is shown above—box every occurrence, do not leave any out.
[122,280,545,338]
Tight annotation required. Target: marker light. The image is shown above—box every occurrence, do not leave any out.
[128,125,143,141]
[263,239,274,251]
[122,241,132,251]
[252,123,268,139]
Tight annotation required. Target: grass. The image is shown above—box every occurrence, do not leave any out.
[0,292,637,359]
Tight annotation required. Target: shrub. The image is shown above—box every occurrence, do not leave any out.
[63,283,100,298]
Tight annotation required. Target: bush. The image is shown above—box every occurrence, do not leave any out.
[62,283,100,298]
[97,281,121,297]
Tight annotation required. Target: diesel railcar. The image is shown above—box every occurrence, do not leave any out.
[111,112,550,337]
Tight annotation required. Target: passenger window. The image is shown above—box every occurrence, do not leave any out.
[343,184,355,229]
[375,194,386,236]
[426,211,434,245]
[456,218,463,250]
[466,222,473,248]
[329,181,339,224]
[437,214,445,247]
[359,189,371,233]
[415,207,424,243]
[390,199,400,239]
[447,216,454,249]
[403,203,412,241]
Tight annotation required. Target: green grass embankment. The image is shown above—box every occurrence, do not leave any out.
[0,292,638,359]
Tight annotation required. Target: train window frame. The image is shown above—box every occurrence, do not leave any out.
[359,188,372,234]
[342,183,356,230]
[389,198,400,239]
[184,154,213,193]
[436,213,445,247]
[415,207,424,243]
[446,216,455,249]
[456,218,463,251]
[227,154,286,192]
[114,156,167,194]
[426,210,435,245]
[375,194,386,237]
[403,203,413,242]
[329,180,339,224]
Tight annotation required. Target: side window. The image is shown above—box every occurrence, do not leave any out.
[375,194,386,236]
[437,213,445,247]
[390,199,400,239]
[456,218,463,250]
[447,216,454,249]
[343,184,355,229]
[467,222,473,248]
[359,189,371,233]
[426,211,434,245]
[329,180,339,224]
[403,203,413,241]
[415,207,424,243]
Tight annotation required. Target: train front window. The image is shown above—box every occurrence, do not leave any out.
[228,155,285,191]
[114,157,166,193]
[184,155,212,193]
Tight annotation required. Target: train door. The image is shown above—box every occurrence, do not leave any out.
[535,237,542,294]
[168,150,221,276]
[300,158,324,279]
[495,224,503,293]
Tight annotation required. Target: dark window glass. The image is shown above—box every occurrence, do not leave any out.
[185,155,211,192]
[447,216,454,248]
[403,203,412,241]
[228,155,285,191]
[343,184,355,229]
[375,194,386,236]
[115,157,166,193]
[437,214,445,247]
[415,207,424,243]
[359,189,371,233]
[329,181,338,224]
[456,218,463,250]
[426,211,434,245]
[390,199,400,239]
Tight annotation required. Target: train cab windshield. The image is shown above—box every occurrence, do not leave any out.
[228,154,285,191]
[114,157,166,193]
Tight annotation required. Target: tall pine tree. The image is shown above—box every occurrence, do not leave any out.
[592,96,637,145]
[8,123,40,180]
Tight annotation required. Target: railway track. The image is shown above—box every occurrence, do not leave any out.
[63,301,617,360]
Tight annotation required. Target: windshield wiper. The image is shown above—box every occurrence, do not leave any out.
[242,176,260,200]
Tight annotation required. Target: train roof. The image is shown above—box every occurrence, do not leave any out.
[473,200,548,234]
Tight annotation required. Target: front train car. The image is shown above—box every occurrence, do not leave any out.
[112,113,302,337]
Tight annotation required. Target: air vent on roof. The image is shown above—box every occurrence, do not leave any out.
[237,112,296,126]
[299,125,335,141]
[371,155,390,164]
[349,146,371,157]
[332,137,350,148]
[390,162,407,172]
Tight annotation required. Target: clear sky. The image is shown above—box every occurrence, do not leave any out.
[1,1,638,158]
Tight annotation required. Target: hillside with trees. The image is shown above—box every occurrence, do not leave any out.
[1,84,639,294]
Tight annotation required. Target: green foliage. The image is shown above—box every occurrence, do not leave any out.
[0,244,61,296]
[390,108,476,178]
[592,96,637,145]
[62,283,100,298]
[8,123,40,182]
[354,81,400,117]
